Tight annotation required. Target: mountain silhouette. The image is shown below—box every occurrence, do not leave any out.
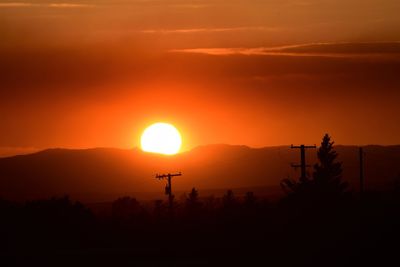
[0,144,399,202]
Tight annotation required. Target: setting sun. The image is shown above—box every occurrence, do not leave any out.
[140,123,182,155]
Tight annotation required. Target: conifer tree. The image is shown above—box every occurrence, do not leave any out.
[312,134,348,196]
[281,134,348,205]
[185,188,201,210]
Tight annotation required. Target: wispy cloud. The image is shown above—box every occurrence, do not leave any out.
[170,42,400,58]
[48,3,94,8]
[0,2,94,8]
[140,26,276,34]
[170,48,271,56]
[0,2,34,7]
[170,47,353,57]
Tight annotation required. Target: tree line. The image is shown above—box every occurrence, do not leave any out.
[1,134,400,266]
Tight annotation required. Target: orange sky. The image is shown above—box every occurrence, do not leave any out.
[1,0,400,156]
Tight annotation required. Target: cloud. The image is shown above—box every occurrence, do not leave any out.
[140,26,274,34]
[48,3,94,8]
[271,42,400,53]
[169,47,354,58]
[0,2,34,7]
[170,42,400,58]
[0,2,94,8]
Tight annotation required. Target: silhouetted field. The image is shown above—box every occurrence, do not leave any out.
[2,136,400,266]
[1,190,400,267]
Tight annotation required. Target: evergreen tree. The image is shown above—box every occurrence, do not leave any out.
[185,188,202,214]
[312,134,348,197]
[187,188,199,205]
[222,190,238,215]
[222,190,236,207]
[281,134,348,206]
[112,196,140,220]
[244,192,257,208]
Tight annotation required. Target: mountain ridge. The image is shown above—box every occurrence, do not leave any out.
[1,144,399,202]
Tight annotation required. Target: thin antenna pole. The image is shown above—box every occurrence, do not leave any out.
[359,147,365,198]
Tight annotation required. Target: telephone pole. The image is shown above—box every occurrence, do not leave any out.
[156,172,182,211]
[359,147,365,198]
[291,144,316,182]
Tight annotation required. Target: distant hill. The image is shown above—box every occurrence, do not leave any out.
[0,145,399,202]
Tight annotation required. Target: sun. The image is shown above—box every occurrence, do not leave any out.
[140,122,182,155]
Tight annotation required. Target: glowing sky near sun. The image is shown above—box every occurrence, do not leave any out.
[1,0,400,156]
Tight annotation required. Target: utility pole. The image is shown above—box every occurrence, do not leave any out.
[156,172,182,211]
[359,147,365,198]
[291,144,316,182]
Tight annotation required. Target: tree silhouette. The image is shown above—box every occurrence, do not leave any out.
[221,190,239,218]
[203,195,218,216]
[312,134,348,198]
[185,188,201,208]
[154,199,168,220]
[112,196,141,220]
[244,192,257,208]
[222,190,236,208]
[281,134,349,207]
[184,188,202,218]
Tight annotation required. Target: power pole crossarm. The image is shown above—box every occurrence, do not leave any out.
[156,172,182,179]
[291,145,317,149]
[291,144,316,182]
[155,172,182,212]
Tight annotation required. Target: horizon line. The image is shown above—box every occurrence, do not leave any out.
[1,143,400,159]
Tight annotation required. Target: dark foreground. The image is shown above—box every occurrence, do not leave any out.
[1,190,400,267]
